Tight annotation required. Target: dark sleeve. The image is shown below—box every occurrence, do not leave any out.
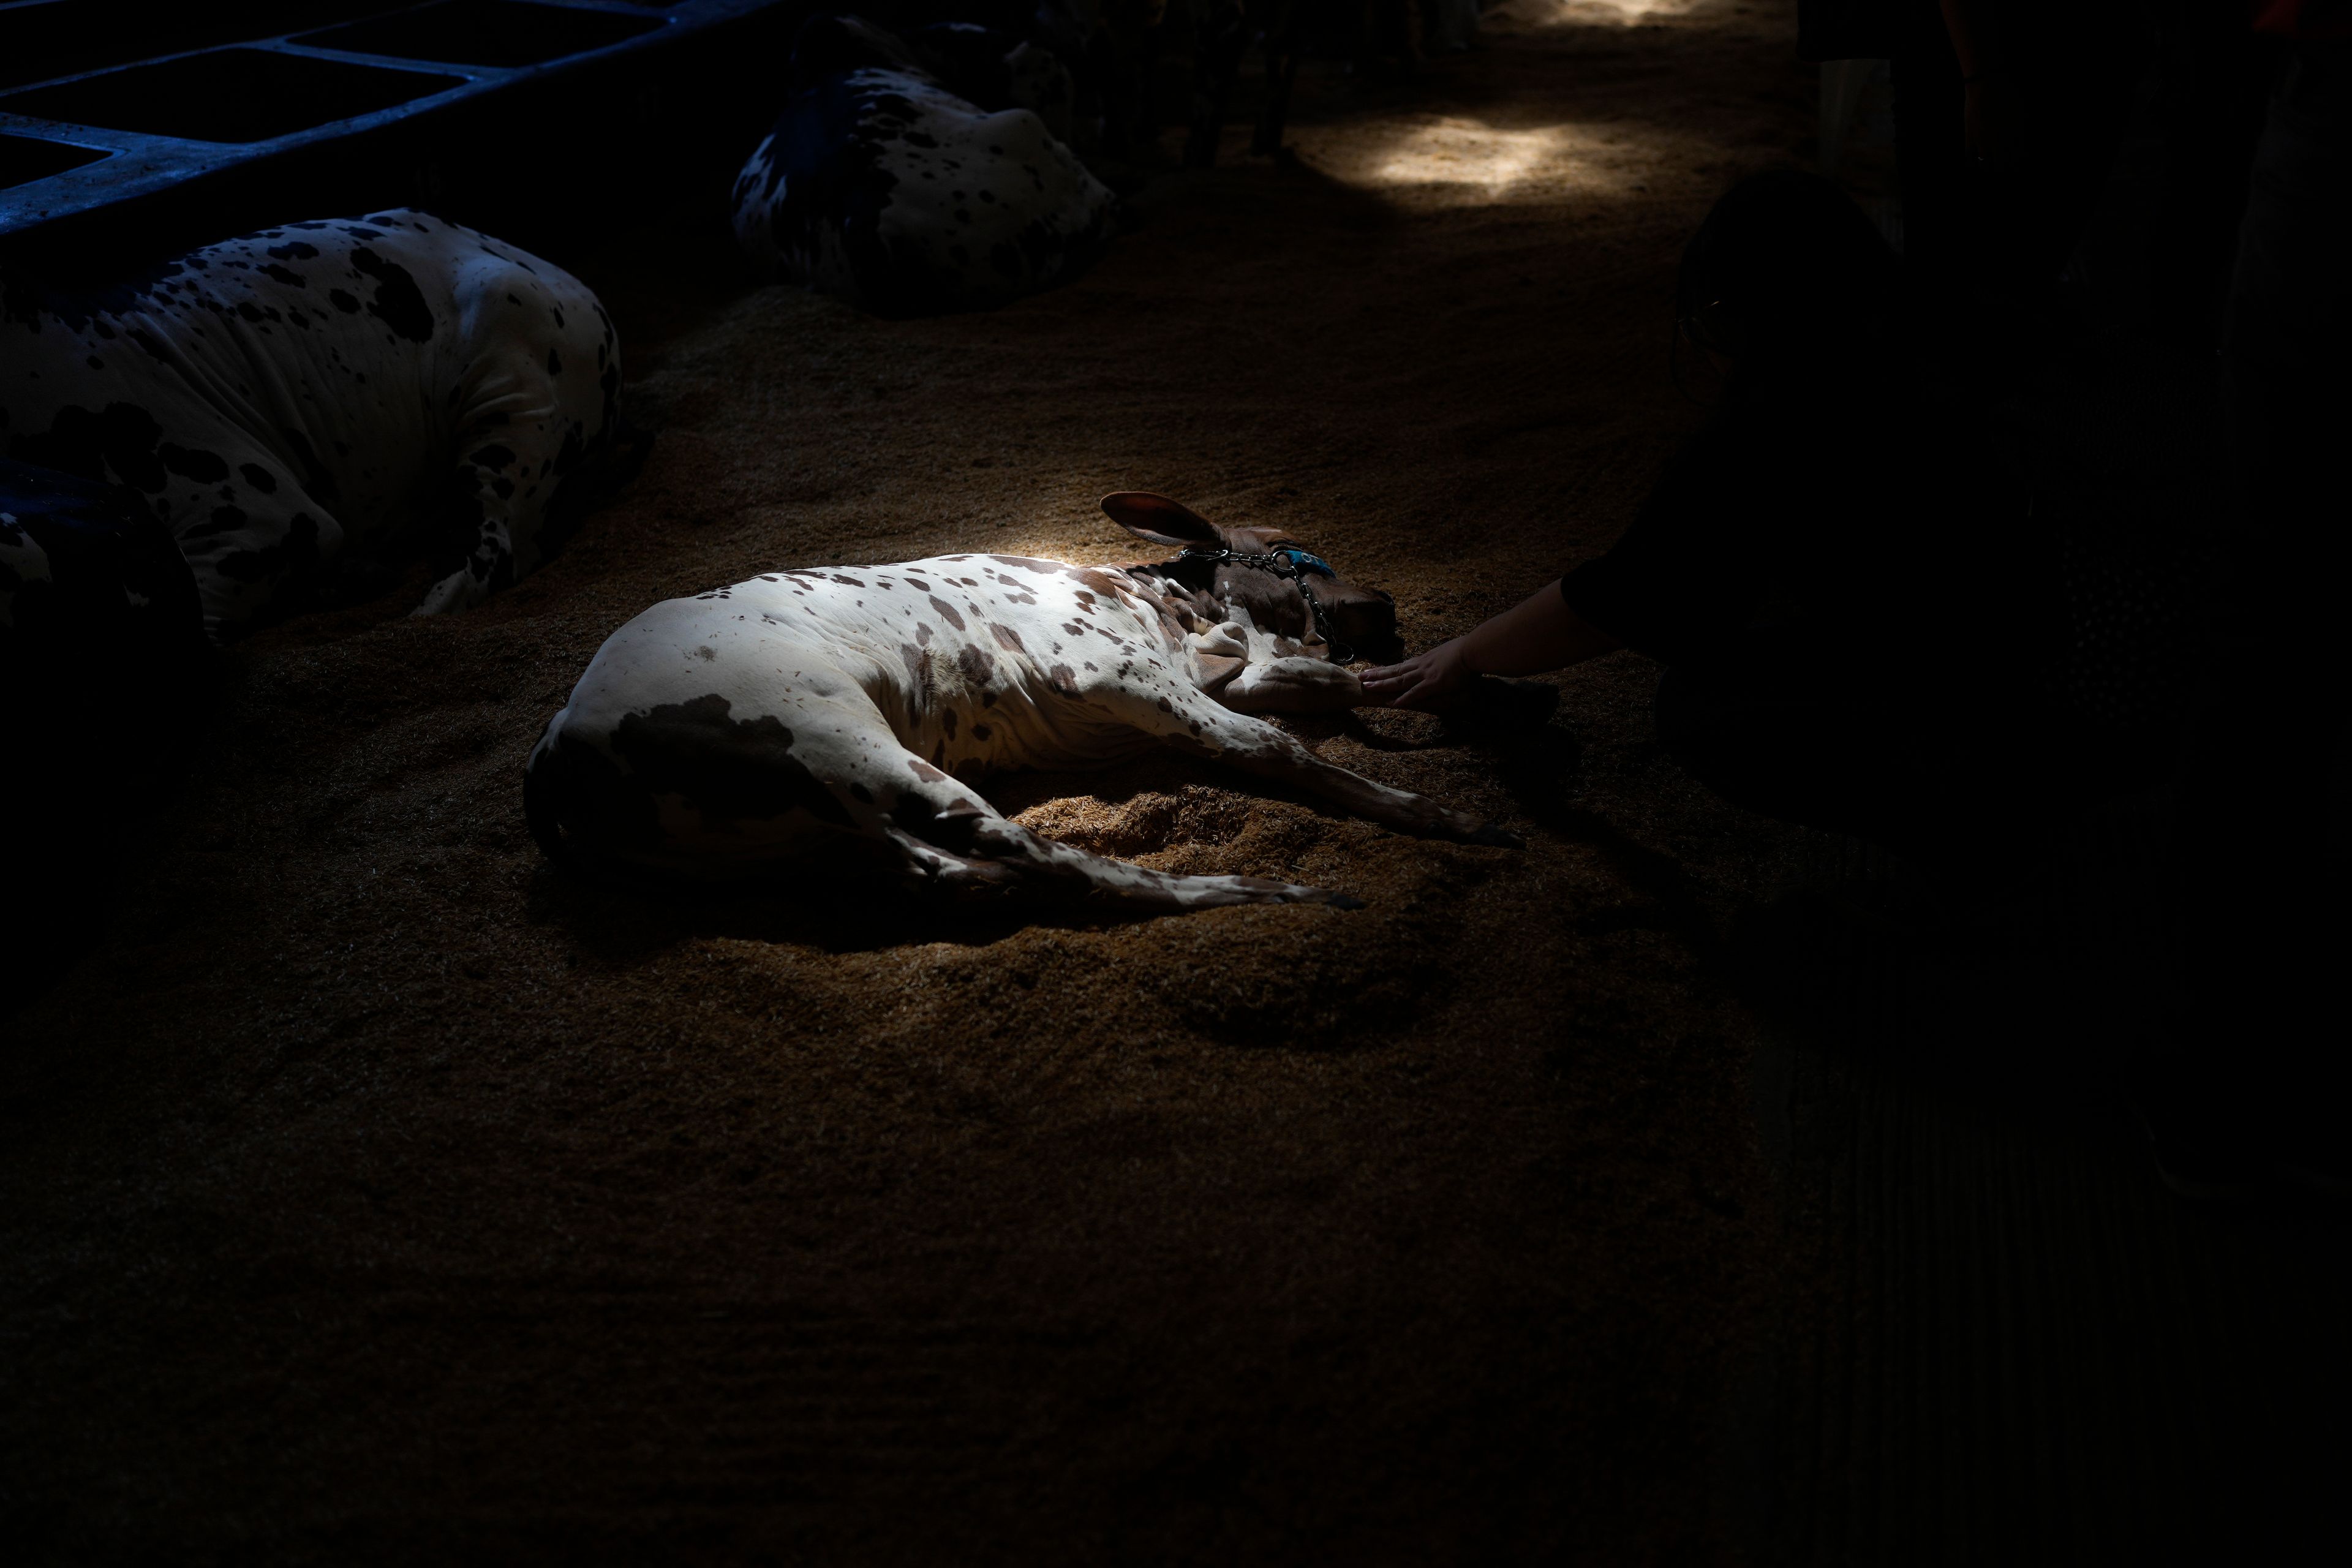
[1560,414,1775,666]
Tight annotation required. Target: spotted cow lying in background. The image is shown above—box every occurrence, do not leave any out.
[527,494,1515,911]
[1,211,625,642]
[732,13,1116,315]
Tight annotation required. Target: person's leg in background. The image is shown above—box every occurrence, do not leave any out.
[1889,1,1977,326]
[2003,0,2147,303]
[1893,0,2149,347]
[2159,40,2351,1192]
[2144,0,2271,349]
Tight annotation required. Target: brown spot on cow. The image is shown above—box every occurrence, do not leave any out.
[928,595,965,631]
[915,622,933,646]
[594,694,853,837]
[831,574,865,587]
[1156,696,1173,713]
[908,759,948,783]
[1075,568,1125,600]
[905,578,931,593]
[989,622,1027,655]
[941,707,959,739]
[1050,663,1081,696]
[971,722,992,741]
[957,644,996,686]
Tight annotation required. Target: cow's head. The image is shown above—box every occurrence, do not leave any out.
[1101,492,1403,665]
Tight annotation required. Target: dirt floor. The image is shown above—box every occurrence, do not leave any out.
[2,6,1823,1560]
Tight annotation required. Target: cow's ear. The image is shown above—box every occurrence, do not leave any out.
[1101,492,1221,549]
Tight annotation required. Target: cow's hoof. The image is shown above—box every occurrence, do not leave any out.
[1464,820,1525,849]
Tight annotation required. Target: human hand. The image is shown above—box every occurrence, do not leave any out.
[1357,638,1475,710]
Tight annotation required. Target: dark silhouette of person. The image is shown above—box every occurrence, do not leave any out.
[1363,171,2083,886]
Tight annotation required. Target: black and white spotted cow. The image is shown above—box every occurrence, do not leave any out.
[731,13,1116,315]
[0,211,624,641]
[526,493,1512,913]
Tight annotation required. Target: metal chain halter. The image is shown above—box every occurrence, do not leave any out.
[1175,542,1354,663]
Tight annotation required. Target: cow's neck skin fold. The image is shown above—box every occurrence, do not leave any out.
[1125,559,1329,665]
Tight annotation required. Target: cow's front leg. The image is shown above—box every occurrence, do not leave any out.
[1107,687,1519,845]
[1219,655,1364,714]
[883,751,1351,911]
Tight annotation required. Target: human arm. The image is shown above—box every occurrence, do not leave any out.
[1357,579,1619,711]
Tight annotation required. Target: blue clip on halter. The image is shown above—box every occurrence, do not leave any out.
[1175,540,1354,661]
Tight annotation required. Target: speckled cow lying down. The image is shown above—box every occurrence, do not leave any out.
[731,14,1115,315]
[527,494,1517,912]
[0,210,622,641]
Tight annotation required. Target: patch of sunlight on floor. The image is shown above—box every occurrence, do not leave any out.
[1374,120,1579,190]
[1292,113,1692,207]
[1501,0,1713,24]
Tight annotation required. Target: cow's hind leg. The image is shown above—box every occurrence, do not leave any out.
[166,447,349,641]
[881,751,1351,912]
[419,272,622,616]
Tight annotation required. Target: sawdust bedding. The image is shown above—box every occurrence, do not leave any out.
[4,6,1822,1559]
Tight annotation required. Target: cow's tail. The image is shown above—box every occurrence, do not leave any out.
[524,723,570,867]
